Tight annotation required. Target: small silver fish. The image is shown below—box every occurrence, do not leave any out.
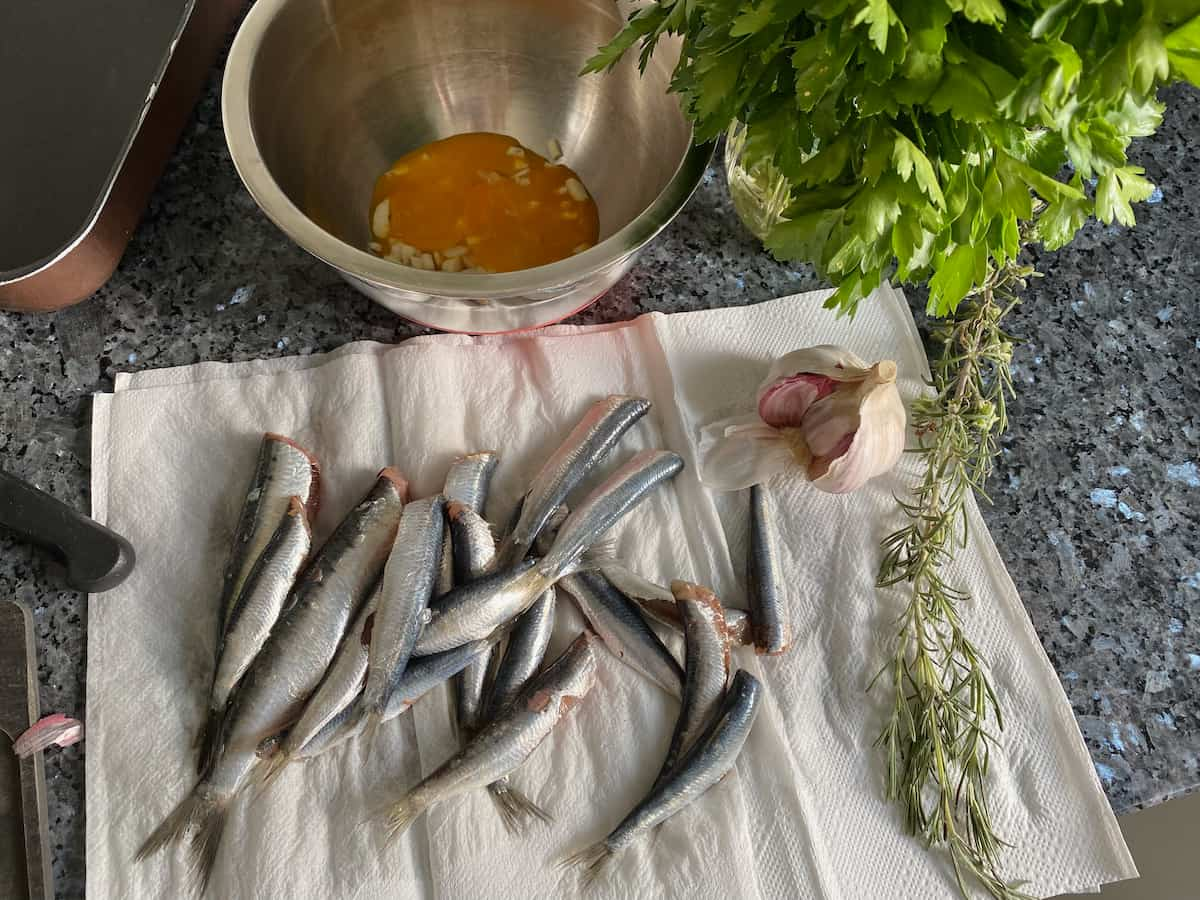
[611,572,753,648]
[137,469,408,891]
[199,433,319,772]
[437,451,500,596]
[443,451,499,516]
[448,501,499,738]
[655,581,730,785]
[559,571,683,698]
[494,395,650,567]
[363,496,446,722]
[414,451,682,655]
[539,450,683,576]
[383,632,598,842]
[293,640,491,761]
[480,586,557,832]
[748,484,790,655]
[563,669,762,884]
[535,509,682,697]
[199,497,311,776]
[217,433,320,634]
[260,582,381,780]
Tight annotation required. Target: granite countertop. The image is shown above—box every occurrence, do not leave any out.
[0,51,1196,897]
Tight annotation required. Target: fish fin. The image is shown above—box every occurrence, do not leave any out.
[601,566,674,603]
[251,747,291,796]
[135,785,229,892]
[383,793,426,846]
[559,841,613,887]
[194,706,226,777]
[487,781,553,834]
[135,789,208,861]
[187,794,230,895]
[573,543,625,574]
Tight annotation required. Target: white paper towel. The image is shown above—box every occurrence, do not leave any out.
[87,286,1136,899]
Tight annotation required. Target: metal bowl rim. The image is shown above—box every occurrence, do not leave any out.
[220,0,712,301]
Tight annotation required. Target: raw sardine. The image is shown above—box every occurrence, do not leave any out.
[564,669,761,883]
[414,450,682,655]
[448,501,499,739]
[539,450,683,576]
[363,496,446,723]
[261,582,381,779]
[217,433,319,634]
[535,510,682,697]
[198,497,311,776]
[559,571,683,698]
[495,395,650,567]
[136,469,408,891]
[444,451,499,515]
[383,632,597,841]
[654,581,730,785]
[613,574,754,648]
[480,586,557,832]
[437,451,499,596]
[198,433,319,772]
[292,640,491,761]
[748,484,790,654]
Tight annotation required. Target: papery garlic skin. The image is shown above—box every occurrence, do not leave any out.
[759,346,906,494]
[697,344,907,494]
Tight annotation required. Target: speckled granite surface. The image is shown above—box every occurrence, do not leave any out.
[0,50,1196,896]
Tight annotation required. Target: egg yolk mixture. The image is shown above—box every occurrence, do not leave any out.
[368,132,599,274]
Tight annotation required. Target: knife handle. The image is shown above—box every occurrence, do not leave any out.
[0,471,135,593]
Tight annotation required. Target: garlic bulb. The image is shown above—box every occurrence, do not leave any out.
[698,344,907,494]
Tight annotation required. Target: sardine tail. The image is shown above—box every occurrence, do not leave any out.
[135,789,207,861]
[193,706,225,777]
[188,795,230,895]
[486,781,553,834]
[383,794,426,846]
[559,841,613,888]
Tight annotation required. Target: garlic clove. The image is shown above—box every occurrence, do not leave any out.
[803,361,905,493]
[758,373,840,428]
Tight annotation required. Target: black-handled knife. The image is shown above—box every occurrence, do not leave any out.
[0,471,135,593]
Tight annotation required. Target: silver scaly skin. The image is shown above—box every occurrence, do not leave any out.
[748,484,791,655]
[564,669,762,885]
[362,496,446,721]
[198,433,319,774]
[538,450,683,576]
[654,581,730,786]
[436,450,498,597]
[494,395,650,568]
[479,586,558,832]
[260,581,381,780]
[292,640,491,761]
[383,632,598,842]
[136,469,408,893]
[443,451,499,516]
[612,572,754,648]
[414,450,683,656]
[200,497,311,776]
[559,571,683,698]
[447,501,499,739]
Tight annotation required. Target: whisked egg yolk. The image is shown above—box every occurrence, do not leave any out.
[368,132,599,274]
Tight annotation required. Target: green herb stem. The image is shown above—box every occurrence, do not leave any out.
[875,260,1033,900]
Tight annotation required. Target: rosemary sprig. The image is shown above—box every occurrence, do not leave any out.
[873,261,1035,900]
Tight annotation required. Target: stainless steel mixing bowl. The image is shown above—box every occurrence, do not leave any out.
[221,0,711,332]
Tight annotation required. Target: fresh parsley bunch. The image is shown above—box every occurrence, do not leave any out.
[588,0,1200,316]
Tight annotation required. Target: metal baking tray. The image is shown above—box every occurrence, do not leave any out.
[0,0,244,311]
